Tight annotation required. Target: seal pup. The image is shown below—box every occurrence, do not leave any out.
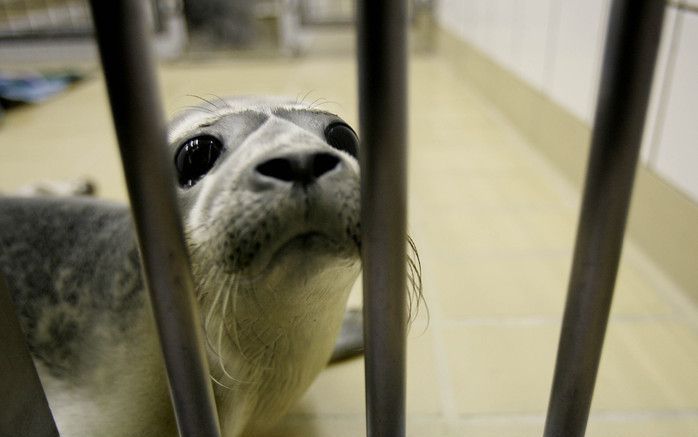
[0,96,377,437]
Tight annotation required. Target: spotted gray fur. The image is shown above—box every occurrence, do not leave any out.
[0,198,143,380]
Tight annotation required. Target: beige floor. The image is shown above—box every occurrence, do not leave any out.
[1,51,698,437]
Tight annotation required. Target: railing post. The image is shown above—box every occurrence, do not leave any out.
[357,0,409,436]
[543,1,665,436]
[0,274,59,437]
[88,1,222,437]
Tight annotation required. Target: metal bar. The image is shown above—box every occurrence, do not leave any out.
[88,2,222,437]
[357,0,408,436]
[543,1,665,436]
[0,274,60,437]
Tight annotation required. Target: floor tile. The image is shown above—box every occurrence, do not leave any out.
[292,330,442,416]
[586,417,698,437]
[442,320,698,416]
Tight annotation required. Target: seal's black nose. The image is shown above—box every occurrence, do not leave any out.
[255,152,340,185]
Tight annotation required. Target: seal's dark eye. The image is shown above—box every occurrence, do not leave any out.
[175,135,223,188]
[324,121,359,158]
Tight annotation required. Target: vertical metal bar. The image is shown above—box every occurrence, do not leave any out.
[543,1,665,436]
[357,0,408,436]
[0,274,60,437]
[88,2,222,437]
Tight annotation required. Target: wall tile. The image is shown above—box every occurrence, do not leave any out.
[436,0,460,36]
[457,0,476,43]
[640,7,679,164]
[653,11,698,202]
[545,0,609,122]
[510,0,554,89]
[489,0,517,71]
[546,0,610,122]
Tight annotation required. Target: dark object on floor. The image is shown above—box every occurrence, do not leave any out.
[0,71,82,108]
[329,308,365,363]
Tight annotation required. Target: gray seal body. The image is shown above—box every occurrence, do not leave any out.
[0,97,362,437]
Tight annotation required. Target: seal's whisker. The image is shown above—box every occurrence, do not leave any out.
[229,280,257,366]
[178,105,215,115]
[216,287,248,384]
[206,93,230,110]
[307,97,324,110]
[314,99,342,111]
[406,234,428,334]
[297,89,314,107]
[210,374,234,391]
[307,97,339,111]
[187,94,221,110]
[203,270,229,358]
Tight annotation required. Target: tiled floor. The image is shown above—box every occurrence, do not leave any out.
[1,51,697,436]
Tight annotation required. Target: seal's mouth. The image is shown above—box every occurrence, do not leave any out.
[269,230,337,261]
[281,231,327,246]
[238,229,357,278]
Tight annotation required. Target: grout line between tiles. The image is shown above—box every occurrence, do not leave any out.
[283,412,444,420]
[590,409,698,421]
[623,241,698,335]
[418,253,460,423]
[440,313,680,328]
[454,408,698,423]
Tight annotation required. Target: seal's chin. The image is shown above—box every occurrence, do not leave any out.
[275,231,334,254]
[271,231,353,266]
[243,230,358,279]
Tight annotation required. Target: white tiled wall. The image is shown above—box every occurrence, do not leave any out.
[436,1,698,203]
[652,11,698,202]
[510,0,553,90]
[545,0,609,123]
[436,0,462,39]
[640,7,679,165]
[487,0,517,72]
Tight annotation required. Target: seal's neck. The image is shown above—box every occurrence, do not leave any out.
[195,263,360,437]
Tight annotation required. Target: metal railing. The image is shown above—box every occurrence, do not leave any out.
[0,0,175,40]
[0,0,666,436]
[0,0,186,66]
[357,0,408,435]
[0,275,59,437]
[88,1,222,436]
[543,1,665,436]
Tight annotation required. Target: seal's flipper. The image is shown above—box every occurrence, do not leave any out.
[329,308,364,363]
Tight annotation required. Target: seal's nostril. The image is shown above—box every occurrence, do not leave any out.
[255,158,296,182]
[255,153,341,184]
[312,153,341,179]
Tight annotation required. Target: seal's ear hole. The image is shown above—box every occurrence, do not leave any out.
[324,121,359,158]
[175,135,224,188]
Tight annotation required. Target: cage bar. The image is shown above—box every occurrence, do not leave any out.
[542,1,666,436]
[0,274,59,437]
[357,0,409,437]
[88,1,222,437]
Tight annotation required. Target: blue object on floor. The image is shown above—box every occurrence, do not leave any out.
[0,72,82,105]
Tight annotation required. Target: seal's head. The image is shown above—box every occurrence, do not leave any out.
[170,96,360,279]
[167,96,363,435]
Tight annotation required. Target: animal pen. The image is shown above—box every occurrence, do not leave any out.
[0,0,666,436]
